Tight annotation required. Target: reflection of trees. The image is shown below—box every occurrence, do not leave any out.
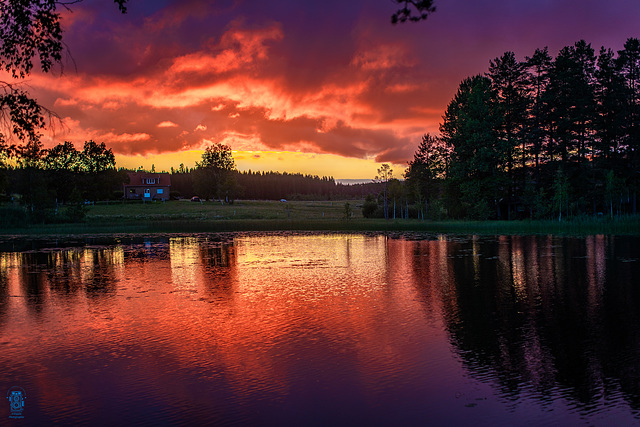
[44,249,119,299]
[6,248,122,314]
[0,254,10,327]
[417,235,640,412]
[17,253,51,315]
[45,251,84,296]
[168,237,238,301]
[409,238,456,322]
[199,242,237,300]
[81,249,119,299]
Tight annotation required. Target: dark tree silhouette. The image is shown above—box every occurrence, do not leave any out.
[0,0,127,156]
[193,143,238,202]
[524,47,552,184]
[441,75,504,219]
[418,39,640,219]
[391,0,436,24]
[405,133,448,218]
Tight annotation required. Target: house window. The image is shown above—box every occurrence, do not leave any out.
[157,189,163,194]
[145,178,156,184]
[144,189,151,197]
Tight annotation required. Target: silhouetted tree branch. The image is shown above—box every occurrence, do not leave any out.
[0,0,127,153]
[391,0,435,24]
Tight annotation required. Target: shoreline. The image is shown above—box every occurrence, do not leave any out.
[3,217,640,237]
[2,200,639,237]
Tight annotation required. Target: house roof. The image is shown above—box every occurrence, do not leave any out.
[125,171,171,186]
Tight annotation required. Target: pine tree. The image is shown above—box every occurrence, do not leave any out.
[441,75,504,218]
[405,133,449,218]
[525,47,553,185]
[617,38,640,213]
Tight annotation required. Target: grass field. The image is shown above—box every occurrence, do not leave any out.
[2,199,639,235]
[86,199,358,221]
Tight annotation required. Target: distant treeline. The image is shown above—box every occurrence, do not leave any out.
[406,38,640,220]
[171,169,377,201]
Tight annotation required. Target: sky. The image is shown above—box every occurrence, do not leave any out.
[16,0,640,178]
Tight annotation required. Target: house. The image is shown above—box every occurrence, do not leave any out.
[123,172,171,201]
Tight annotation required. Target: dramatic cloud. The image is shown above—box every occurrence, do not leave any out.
[17,0,640,176]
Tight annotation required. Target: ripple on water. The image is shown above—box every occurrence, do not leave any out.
[1,233,640,425]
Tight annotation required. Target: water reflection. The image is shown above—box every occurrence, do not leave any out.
[430,235,640,417]
[0,233,638,424]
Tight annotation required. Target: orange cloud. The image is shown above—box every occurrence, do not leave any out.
[169,24,283,75]
[158,121,179,128]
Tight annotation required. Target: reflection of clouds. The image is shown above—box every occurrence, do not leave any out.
[213,233,425,400]
[233,234,388,299]
[508,236,527,302]
[170,237,201,292]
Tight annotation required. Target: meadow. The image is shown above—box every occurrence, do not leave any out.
[1,199,639,235]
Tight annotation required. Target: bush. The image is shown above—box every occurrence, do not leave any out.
[361,194,379,218]
[426,199,448,220]
[469,199,491,220]
[61,203,87,223]
[0,205,28,228]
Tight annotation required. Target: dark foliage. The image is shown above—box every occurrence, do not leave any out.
[391,0,435,24]
[361,194,380,218]
[409,38,640,220]
[1,139,123,225]
[0,0,127,156]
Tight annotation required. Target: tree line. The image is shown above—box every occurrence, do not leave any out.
[169,143,379,201]
[405,38,640,220]
[0,140,385,226]
[0,140,125,224]
[175,169,382,202]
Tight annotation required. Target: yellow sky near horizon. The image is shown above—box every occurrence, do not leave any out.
[116,150,407,179]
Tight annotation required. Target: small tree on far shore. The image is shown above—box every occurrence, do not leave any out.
[374,164,393,220]
[344,202,353,220]
[193,143,237,201]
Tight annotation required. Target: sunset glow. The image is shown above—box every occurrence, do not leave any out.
[21,0,640,178]
[116,150,396,179]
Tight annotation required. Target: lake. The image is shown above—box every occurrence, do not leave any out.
[1,232,639,425]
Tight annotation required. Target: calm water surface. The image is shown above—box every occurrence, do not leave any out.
[1,232,639,425]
